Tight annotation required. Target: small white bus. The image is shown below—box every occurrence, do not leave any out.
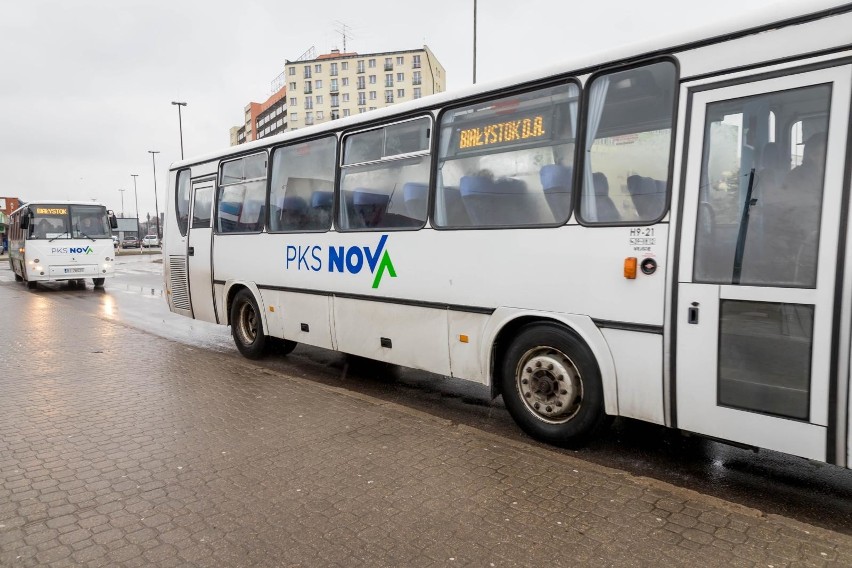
[8,201,118,288]
[164,2,852,467]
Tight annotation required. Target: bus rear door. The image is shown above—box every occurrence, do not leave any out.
[675,65,851,463]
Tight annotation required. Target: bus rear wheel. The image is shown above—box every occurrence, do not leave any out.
[500,324,606,446]
[93,278,105,287]
[230,288,269,359]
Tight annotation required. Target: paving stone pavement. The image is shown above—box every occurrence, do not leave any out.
[1,282,851,567]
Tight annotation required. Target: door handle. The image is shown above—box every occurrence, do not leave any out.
[687,302,699,324]
[187,246,194,256]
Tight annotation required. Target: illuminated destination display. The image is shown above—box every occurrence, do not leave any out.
[35,207,67,215]
[458,115,547,150]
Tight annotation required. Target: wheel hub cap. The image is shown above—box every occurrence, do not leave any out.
[517,349,582,423]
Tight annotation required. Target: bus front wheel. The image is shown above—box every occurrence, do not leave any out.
[500,324,607,446]
[93,278,105,287]
[230,288,269,359]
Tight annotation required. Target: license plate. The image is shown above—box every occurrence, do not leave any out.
[64,268,85,274]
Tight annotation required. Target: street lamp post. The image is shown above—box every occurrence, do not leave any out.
[118,189,125,218]
[148,151,161,241]
[131,174,141,254]
[171,101,187,159]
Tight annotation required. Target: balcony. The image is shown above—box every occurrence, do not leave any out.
[413,62,421,69]
[413,79,422,85]
[304,103,313,110]
[384,63,393,71]
[385,96,394,103]
[305,118,314,125]
[303,87,313,94]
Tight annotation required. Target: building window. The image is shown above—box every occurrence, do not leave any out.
[343,93,350,102]
[315,79,323,89]
[359,108,366,113]
[396,72,404,82]
[358,92,366,105]
[370,91,377,100]
[331,95,339,107]
[290,97,297,106]
[385,74,393,87]
[304,66,311,78]
[304,96,313,109]
[343,109,350,117]
[315,64,322,73]
[369,75,376,84]
[290,82,296,90]
[342,62,348,70]
[358,60,365,73]
[413,88,422,99]
[289,67,296,75]
[368,58,376,68]
[317,111,324,120]
[413,55,421,68]
[304,81,312,94]
[290,112,298,121]
[397,56,404,65]
[357,76,365,89]
[342,77,349,86]
[385,90,394,103]
[370,107,376,111]
[413,71,421,85]
[305,112,313,125]
[330,63,338,76]
[316,95,324,104]
[384,57,393,71]
[397,89,404,98]
[331,79,339,92]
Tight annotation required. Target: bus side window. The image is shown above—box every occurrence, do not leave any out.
[268,135,336,233]
[216,153,267,234]
[578,61,677,224]
[339,117,431,231]
[435,82,579,228]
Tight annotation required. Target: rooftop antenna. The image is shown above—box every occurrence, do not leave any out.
[334,21,354,52]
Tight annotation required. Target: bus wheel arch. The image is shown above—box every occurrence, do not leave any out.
[497,321,609,446]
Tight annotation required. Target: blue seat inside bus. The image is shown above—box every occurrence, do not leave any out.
[276,196,308,229]
[627,175,666,220]
[403,182,428,219]
[460,175,534,225]
[592,173,620,223]
[353,189,390,228]
[310,191,333,228]
[540,165,573,221]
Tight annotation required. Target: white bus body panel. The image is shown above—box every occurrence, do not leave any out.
[21,240,114,282]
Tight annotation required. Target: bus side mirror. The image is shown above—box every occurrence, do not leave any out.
[107,210,118,229]
[20,214,30,230]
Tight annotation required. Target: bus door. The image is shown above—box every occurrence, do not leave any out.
[676,65,851,462]
[187,180,216,322]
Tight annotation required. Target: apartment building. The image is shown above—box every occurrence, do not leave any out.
[230,45,445,145]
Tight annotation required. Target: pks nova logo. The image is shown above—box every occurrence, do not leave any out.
[286,234,397,289]
[51,246,94,255]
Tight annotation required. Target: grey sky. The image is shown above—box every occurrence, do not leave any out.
[0,0,783,220]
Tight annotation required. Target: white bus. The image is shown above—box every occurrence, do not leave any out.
[164,2,852,466]
[8,201,118,288]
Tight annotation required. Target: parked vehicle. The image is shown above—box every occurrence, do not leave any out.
[122,235,140,248]
[142,234,160,248]
[112,235,119,249]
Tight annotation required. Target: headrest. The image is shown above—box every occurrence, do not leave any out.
[310,191,333,208]
[540,165,573,190]
[353,190,390,208]
[403,182,428,202]
[592,172,610,196]
[279,196,307,212]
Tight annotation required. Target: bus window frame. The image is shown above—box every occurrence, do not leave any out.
[337,114,434,233]
[214,150,270,235]
[574,56,681,228]
[431,76,583,231]
[266,133,339,235]
[175,168,192,238]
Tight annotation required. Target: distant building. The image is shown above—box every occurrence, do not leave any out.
[0,197,21,251]
[230,45,445,145]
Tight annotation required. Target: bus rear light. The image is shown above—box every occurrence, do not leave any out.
[624,257,637,279]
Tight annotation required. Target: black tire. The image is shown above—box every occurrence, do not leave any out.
[271,337,298,356]
[230,288,270,359]
[93,278,105,287]
[14,273,22,282]
[26,280,37,289]
[500,323,607,446]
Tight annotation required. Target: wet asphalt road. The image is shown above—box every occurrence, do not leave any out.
[2,252,851,535]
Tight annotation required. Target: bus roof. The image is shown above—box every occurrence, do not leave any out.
[170,0,852,171]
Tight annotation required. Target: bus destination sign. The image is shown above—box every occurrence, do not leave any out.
[457,114,548,151]
[35,207,67,215]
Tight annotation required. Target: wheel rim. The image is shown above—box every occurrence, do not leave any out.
[515,346,583,424]
[236,301,258,345]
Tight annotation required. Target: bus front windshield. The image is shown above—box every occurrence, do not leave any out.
[28,205,110,240]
